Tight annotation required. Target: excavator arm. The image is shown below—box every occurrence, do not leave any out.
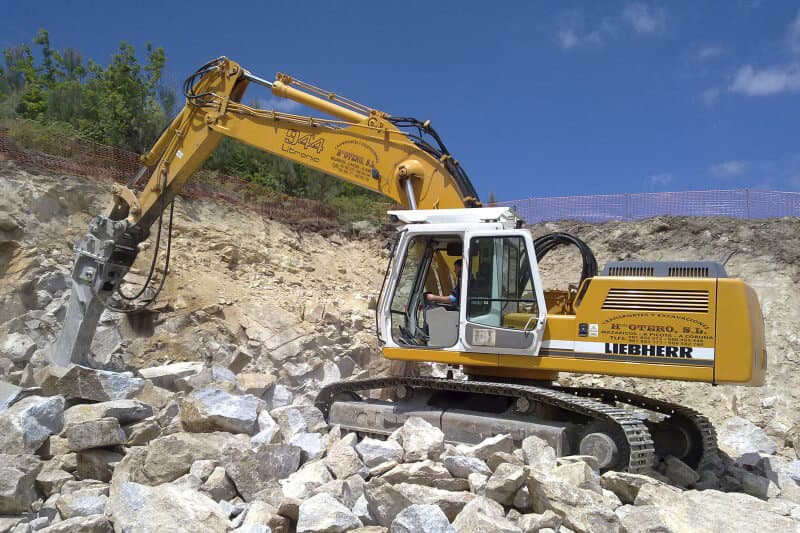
[112,57,479,231]
[51,56,480,366]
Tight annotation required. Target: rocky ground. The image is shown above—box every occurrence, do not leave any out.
[1,160,800,532]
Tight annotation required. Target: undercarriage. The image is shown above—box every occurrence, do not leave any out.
[316,377,718,474]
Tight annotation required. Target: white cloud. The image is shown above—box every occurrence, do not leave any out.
[729,63,800,96]
[789,9,800,55]
[622,3,666,35]
[556,14,616,50]
[259,97,302,113]
[557,28,581,50]
[555,5,663,51]
[709,160,749,178]
[694,46,723,62]
[701,87,720,107]
[648,173,674,188]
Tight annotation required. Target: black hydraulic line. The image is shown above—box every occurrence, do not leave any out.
[533,232,598,286]
[108,200,175,314]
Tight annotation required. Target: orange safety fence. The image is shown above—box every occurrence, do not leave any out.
[0,120,391,228]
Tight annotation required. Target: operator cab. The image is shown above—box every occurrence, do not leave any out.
[377,208,548,357]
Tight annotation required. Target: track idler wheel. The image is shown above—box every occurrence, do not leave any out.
[577,421,631,472]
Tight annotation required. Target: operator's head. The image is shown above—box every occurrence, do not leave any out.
[454,259,463,276]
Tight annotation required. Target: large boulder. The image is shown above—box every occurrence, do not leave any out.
[635,483,798,532]
[364,478,413,528]
[297,492,363,533]
[380,460,453,488]
[141,432,249,484]
[388,417,445,462]
[39,365,145,402]
[271,405,327,442]
[222,443,302,501]
[0,453,43,514]
[717,416,778,457]
[109,481,230,532]
[38,514,113,533]
[137,362,204,391]
[1,332,36,363]
[394,483,474,521]
[466,434,514,462]
[390,504,455,533]
[282,461,335,500]
[443,455,492,479]
[63,399,152,426]
[0,395,64,453]
[526,471,622,532]
[600,471,665,505]
[66,417,126,451]
[485,463,529,506]
[521,435,557,474]
[452,496,520,533]
[325,440,369,480]
[180,386,262,435]
[356,437,404,468]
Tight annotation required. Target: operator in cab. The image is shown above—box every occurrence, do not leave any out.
[425,259,462,306]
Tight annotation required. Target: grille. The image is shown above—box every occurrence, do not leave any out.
[606,266,655,277]
[602,288,709,313]
[668,266,710,277]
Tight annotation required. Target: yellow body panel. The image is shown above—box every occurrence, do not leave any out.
[384,276,765,386]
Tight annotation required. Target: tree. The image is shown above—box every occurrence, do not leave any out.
[78,42,172,151]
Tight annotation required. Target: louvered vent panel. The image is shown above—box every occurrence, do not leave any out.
[668,266,710,277]
[606,266,655,277]
[602,288,709,313]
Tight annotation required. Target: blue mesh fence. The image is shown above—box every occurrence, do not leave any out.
[498,189,800,223]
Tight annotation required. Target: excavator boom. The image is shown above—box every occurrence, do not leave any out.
[52,56,479,366]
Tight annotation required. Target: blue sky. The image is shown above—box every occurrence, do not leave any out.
[3,1,799,201]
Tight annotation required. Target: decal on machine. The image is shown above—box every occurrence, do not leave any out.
[574,340,715,362]
[330,140,380,184]
[601,312,714,349]
[471,328,496,347]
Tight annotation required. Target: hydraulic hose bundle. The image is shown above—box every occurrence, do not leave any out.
[533,232,598,286]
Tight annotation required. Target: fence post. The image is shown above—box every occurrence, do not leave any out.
[744,188,750,218]
[624,194,630,220]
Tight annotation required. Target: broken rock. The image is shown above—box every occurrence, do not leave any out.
[0,453,43,514]
[110,481,230,532]
[222,443,302,501]
[485,463,529,506]
[717,416,778,457]
[181,386,262,435]
[388,417,445,462]
[390,504,455,533]
[356,437,404,468]
[66,417,126,451]
[0,394,64,453]
[63,399,153,426]
[297,492,363,533]
[40,364,145,402]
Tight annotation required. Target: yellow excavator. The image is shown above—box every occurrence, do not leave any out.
[52,57,766,473]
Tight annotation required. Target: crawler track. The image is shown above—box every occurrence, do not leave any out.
[554,386,719,470]
[316,377,656,473]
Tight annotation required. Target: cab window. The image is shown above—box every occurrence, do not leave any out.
[466,236,538,329]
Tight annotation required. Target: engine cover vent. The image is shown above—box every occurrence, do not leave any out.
[601,261,727,278]
[602,288,710,313]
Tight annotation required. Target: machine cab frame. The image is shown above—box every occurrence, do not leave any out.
[377,208,547,357]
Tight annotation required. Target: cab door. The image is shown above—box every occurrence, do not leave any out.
[459,230,547,356]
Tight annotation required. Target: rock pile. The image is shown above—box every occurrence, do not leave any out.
[2,367,800,533]
[3,161,800,531]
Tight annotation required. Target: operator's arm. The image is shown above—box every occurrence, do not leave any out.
[426,293,456,304]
